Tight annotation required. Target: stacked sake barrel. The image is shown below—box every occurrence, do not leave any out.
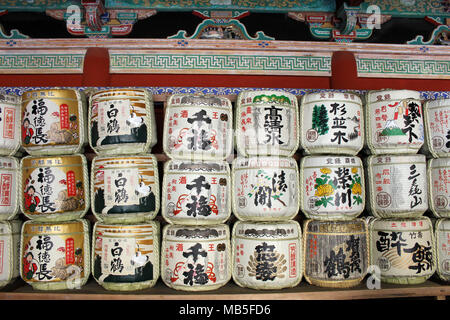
[232,90,303,290]
[423,98,450,283]
[18,89,91,290]
[86,88,160,291]
[160,93,233,291]
[365,90,436,285]
[0,94,22,288]
[299,91,369,288]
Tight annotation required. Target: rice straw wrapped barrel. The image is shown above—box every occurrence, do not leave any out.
[0,94,21,156]
[435,218,450,282]
[232,156,299,221]
[232,220,302,290]
[368,217,436,285]
[162,160,231,225]
[299,91,364,155]
[20,154,89,222]
[91,155,160,224]
[163,94,233,161]
[366,154,428,218]
[0,156,20,221]
[300,155,365,220]
[422,98,450,158]
[161,224,231,291]
[428,157,450,218]
[89,88,157,155]
[20,219,90,290]
[0,220,21,288]
[92,221,160,291]
[21,88,87,156]
[365,89,424,155]
[303,219,369,288]
[235,90,299,157]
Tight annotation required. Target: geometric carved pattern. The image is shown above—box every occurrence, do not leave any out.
[0,51,85,73]
[2,87,448,102]
[109,51,332,76]
[356,56,450,79]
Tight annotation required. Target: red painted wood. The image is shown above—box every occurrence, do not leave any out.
[82,47,110,86]
[0,48,448,91]
[109,74,331,89]
[0,74,84,87]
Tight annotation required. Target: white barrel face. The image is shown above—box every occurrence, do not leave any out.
[303,219,368,287]
[429,158,450,218]
[92,155,159,223]
[300,91,363,155]
[0,221,21,287]
[21,154,89,221]
[90,88,156,155]
[20,219,90,289]
[235,90,299,157]
[423,98,450,158]
[163,94,233,161]
[232,156,299,221]
[0,94,21,156]
[92,222,159,289]
[301,156,364,220]
[161,224,231,291]
[367,154,428,218]
[435,219,450,282]
[21,89,86,155]
[162,160,231,225]
[369,217,435,283]
[0,157,19,220]
[366,90,424,154]
[232,221,302,290]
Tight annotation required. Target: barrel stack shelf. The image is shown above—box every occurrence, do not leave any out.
[0,37,449,300]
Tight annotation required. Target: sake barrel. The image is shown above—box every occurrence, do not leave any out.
[235,90,299,157]
[366,154,428,218]
[0,94,21,156]
[428,158,450,218]
[368,217,436,285]
[0,156,20,221]
[21,88,87,155]
[0,220,21,288]
[300,91,364,155]
[89,88,157,155]
[303,219,369,288]
[423,98,450,158]
[300,155,365,220]
[232,220,302,290]
[232,156,299,221]
[20,154,89,222]
[163,94,233,160]
[161,224,231,291]
[365,89,424,155]
[92,221,160,291]
[162,160,231,225]
[20,219,90,290]
[435,219,450,282]
[92,155,160,224]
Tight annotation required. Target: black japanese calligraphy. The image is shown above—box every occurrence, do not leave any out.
[263,106,284,145]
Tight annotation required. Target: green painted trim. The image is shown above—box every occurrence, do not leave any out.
[357,57,450,76]
[361,1,450,18]
[168,19,274,40]
[109,52,331,74]
[0,25,29,39]
[407,25,450,45]
[104,0,336,12]
[0,53,84,70]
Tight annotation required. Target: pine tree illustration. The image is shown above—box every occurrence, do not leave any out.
[312,104,329,135]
